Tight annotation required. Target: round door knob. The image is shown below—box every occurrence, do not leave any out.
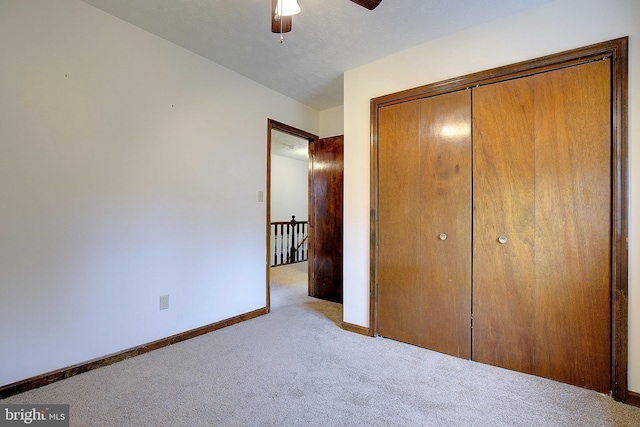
[439,233,447,241]
[498,235,508,244]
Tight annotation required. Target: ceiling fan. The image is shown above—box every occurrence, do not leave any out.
[271,0,382,39]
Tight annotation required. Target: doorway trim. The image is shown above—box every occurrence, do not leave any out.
[369,37,628,401]
[266,119,318,312]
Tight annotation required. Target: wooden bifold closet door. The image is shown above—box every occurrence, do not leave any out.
[377,90,472,358]
[473,59,611,392]
[376,58,612,393]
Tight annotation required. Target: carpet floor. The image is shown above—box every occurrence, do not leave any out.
[2,261,639,426]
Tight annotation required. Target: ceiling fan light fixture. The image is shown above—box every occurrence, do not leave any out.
[276,0,301,18]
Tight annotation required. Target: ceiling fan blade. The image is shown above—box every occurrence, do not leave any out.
[349,0,382,10]
[271,0,292,33]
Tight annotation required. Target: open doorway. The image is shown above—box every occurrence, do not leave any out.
[266,119,345,311]
[270,129,310,269]
[266,120,317,311]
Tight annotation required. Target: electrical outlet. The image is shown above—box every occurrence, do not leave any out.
[159,295,169,310]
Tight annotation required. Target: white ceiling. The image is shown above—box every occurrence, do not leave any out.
[271,129,309,162]
[80,0,552,111]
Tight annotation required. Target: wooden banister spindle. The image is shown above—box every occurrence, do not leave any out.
[290,216,297,263]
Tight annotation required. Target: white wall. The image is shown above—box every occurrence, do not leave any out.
[319,105,344,138]
[271,155,309,222]
[0,0,318,387]
[343,0,640,392]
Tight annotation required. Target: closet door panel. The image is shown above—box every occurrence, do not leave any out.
[472,78,536,374]
[533,60,611,392]
[419,91,471,358]
[377,101,422,346]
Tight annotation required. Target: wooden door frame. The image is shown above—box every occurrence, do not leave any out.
[266,119,318,311]
[369,37,629,401]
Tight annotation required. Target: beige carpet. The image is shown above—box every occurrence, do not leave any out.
[2,261,640,426]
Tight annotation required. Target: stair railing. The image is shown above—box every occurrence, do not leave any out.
[271,215,308,267]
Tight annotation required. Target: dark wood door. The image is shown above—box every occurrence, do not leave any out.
[473,59,612,392]
[378,91,472,358]
[310,136,344,303]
